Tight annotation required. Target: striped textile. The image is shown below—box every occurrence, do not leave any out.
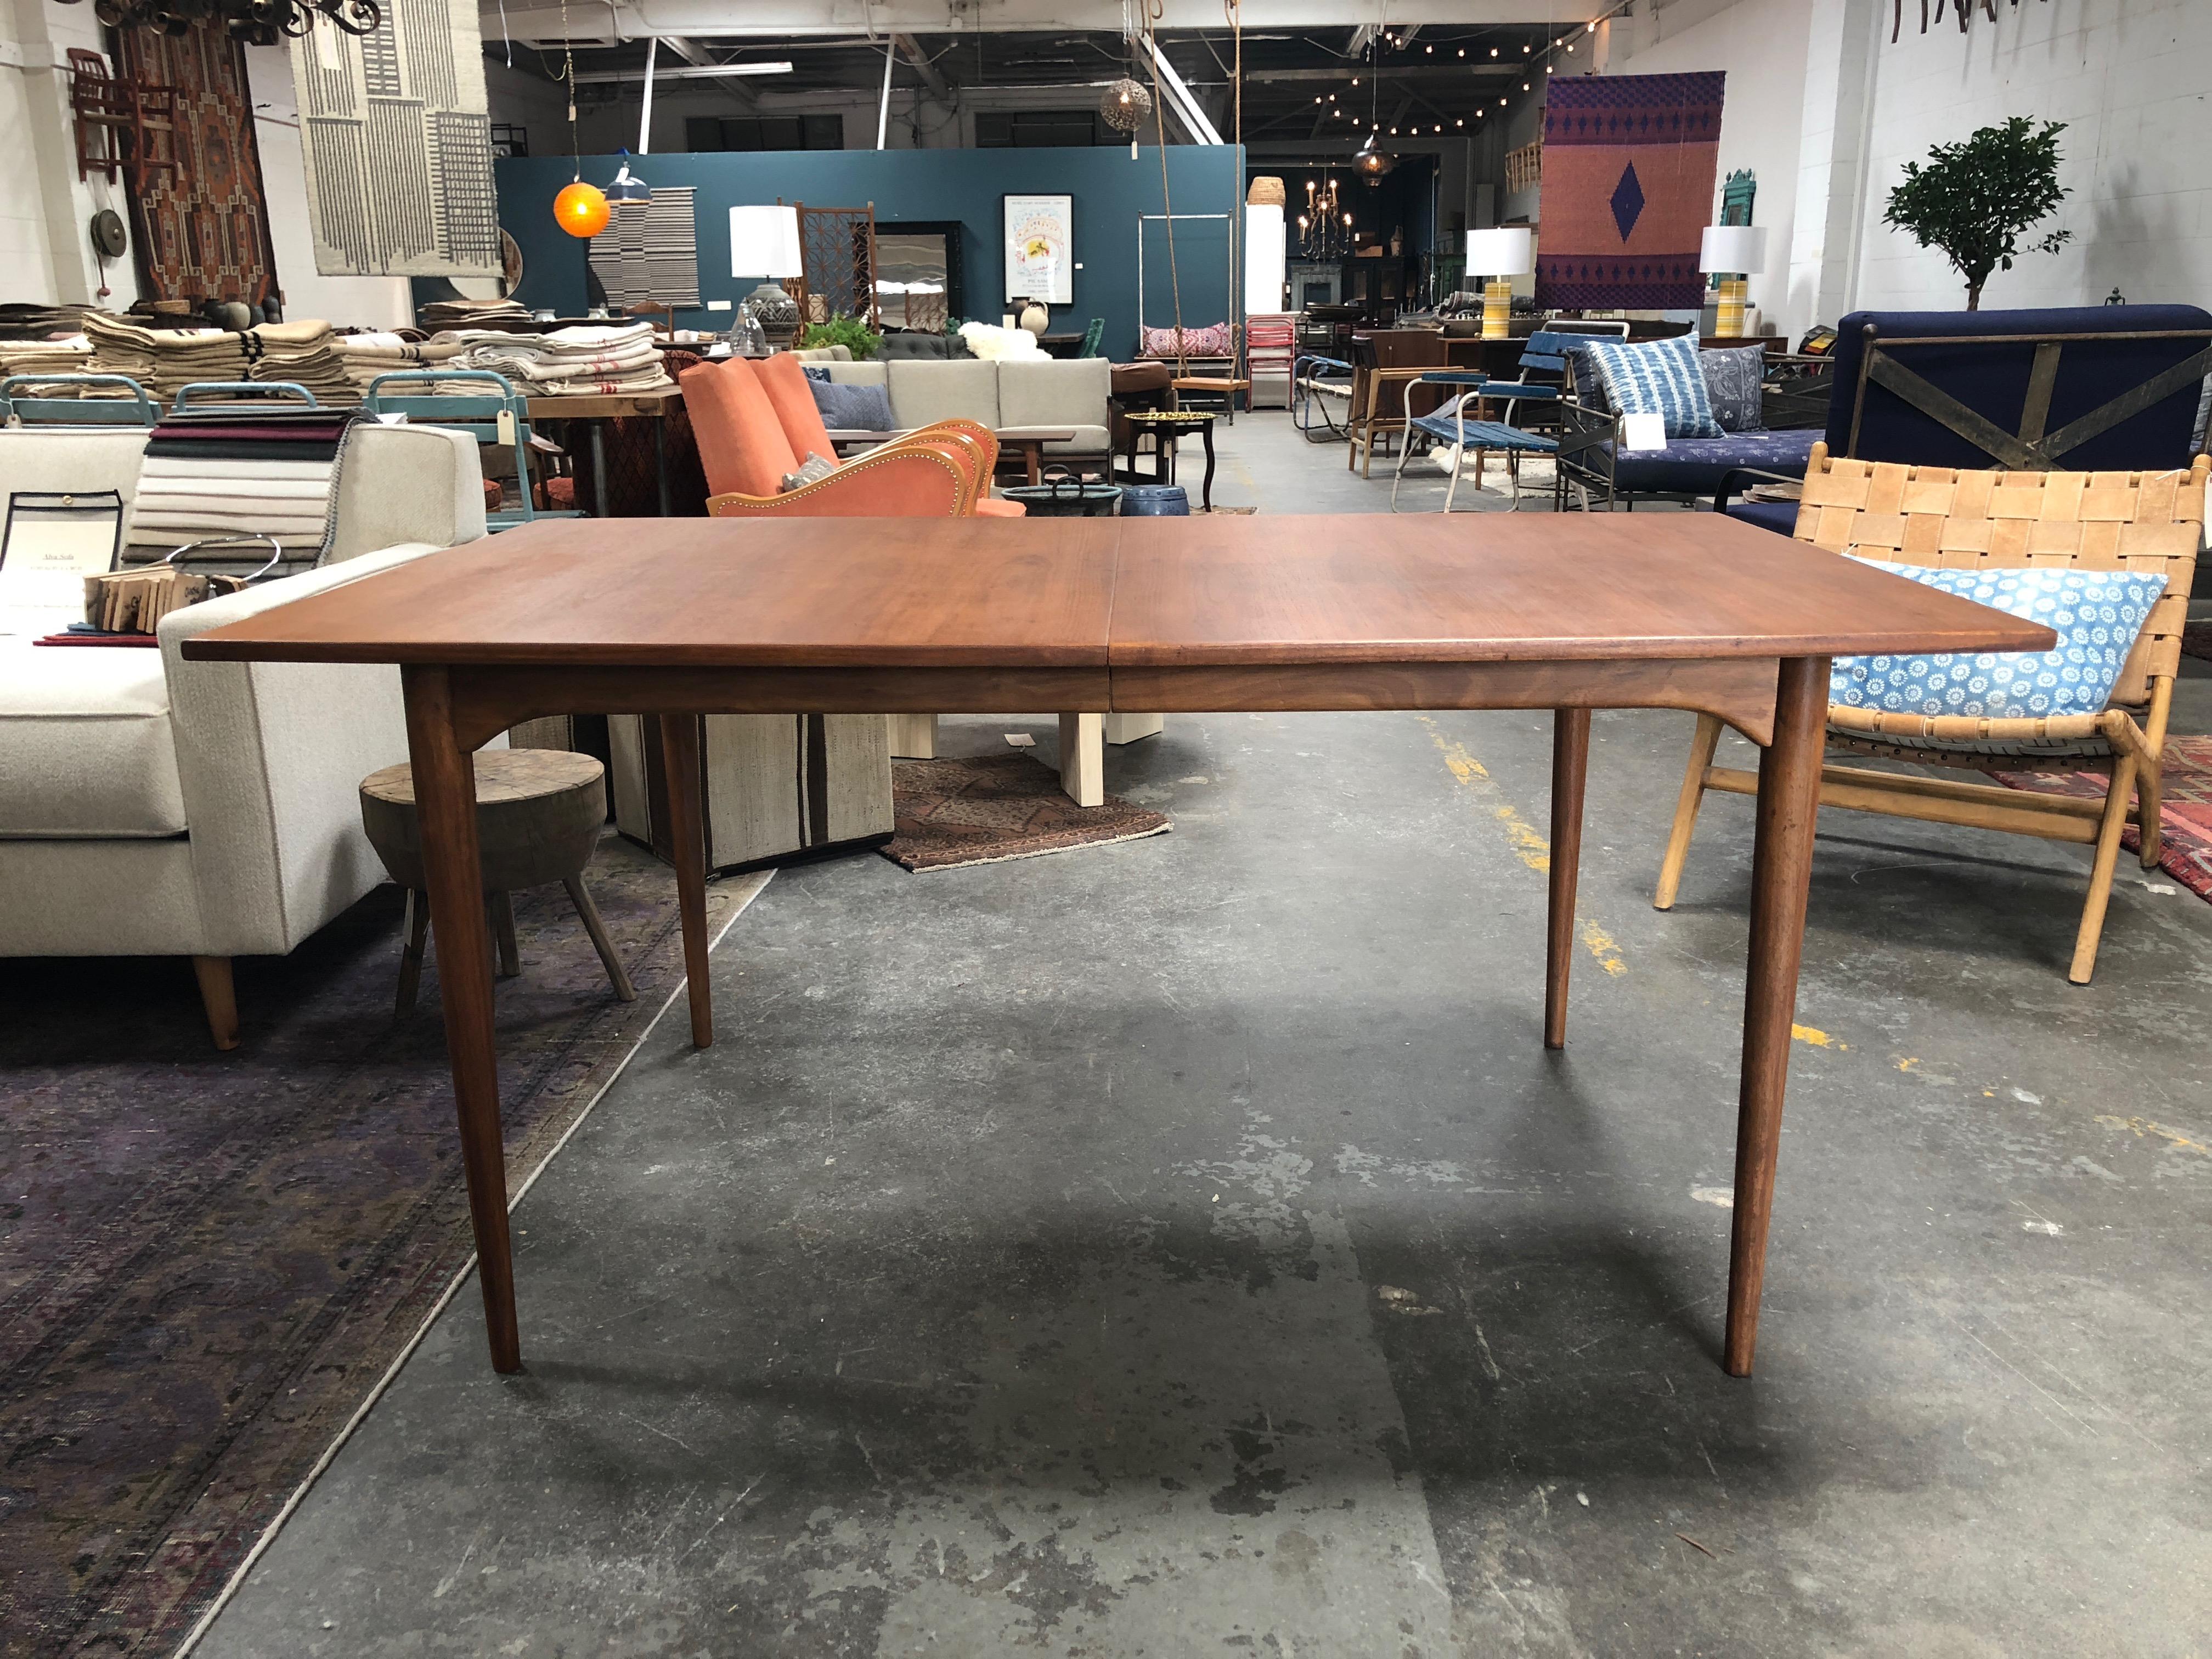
[121,411,358,568]
[588,189,702,311]
[1577,333,1723,439]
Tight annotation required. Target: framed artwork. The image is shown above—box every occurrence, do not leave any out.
[1003,193,1073,306]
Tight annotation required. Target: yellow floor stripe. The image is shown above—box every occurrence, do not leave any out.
[1418,716,1623,975]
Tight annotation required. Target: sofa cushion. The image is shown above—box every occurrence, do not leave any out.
[1605,428,1820,495]
[0,429,151,539]
[997,358,1111,443]
[824,362,889,388]
[886,359,1001,430]
[809,378,895,431]
[1700,345,1768,432]
[1579,333,1724,439]
[0,634,185,837]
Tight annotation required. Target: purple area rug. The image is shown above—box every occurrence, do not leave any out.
[1,836,736,1656]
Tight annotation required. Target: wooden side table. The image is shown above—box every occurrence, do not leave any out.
[1122,410,1219,510]
[359,749,635,1015]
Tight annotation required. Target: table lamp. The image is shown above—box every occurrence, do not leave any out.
[729,205,804,348]
[1465,227,1533,340]
[1700,226,1768,339]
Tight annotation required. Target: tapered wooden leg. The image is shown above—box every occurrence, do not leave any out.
[403,664,519,1374]
[564,874,636,1002]
[1656,714,1725,911]
[887,712,938,759]
[1058,712,1104,807]
[1725,656,1829,1379]
[2136,757,2163,867]
[395,890,430,1014]
[191,955,238,1052]
[490,890,520,978]
[657,712,713,1048]
[1545,708,1590,1051]
[2069,754,2137,986]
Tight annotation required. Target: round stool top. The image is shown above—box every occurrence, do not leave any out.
[1126,409,1218,425]
[362,748,604,809]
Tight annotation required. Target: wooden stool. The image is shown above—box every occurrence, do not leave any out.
[359,749,635,1015]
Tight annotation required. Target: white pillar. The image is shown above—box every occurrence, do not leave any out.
[1243,204,1285,315]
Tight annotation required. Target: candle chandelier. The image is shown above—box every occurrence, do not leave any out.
[1296,176,1357,261]
[69,0,382,46]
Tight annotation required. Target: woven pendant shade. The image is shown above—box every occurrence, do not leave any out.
[1101,77,1153,132]
[1247,176,1286,207]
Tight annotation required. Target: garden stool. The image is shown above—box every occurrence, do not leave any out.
[359,749,635,1015]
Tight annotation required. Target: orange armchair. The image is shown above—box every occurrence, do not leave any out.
[681,356,1024,518]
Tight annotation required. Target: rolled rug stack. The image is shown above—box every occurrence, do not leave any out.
[120,405,363,573]
[447,321,671,396]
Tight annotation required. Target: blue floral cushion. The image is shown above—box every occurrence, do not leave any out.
[1577,333,1723,439]
[1699,345,1767,432]
[1831,557,2168,719]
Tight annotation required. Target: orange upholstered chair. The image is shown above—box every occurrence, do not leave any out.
[682,357,1024,518]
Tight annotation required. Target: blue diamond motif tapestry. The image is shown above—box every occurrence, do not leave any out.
[1610,164,1646,242]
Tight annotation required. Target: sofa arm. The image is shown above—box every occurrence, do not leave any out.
[325,424,488,565]
[156,543,483,957]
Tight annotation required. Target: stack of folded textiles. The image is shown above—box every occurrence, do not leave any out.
[83,312,250,400]
[0,332,108,395]
[334,330,466,396]
[241,319,359,403]
[120,406,362,573]
[0,302,101,338]
[445,320,670,396]
[417,298,534,333]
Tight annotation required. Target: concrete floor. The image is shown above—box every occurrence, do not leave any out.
[201,418,2212,1657]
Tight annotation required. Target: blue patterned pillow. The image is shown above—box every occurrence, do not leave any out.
[1699,345,1767,433]
[1832,558,2168,719]
[1578,333,1723,439]
[806,377,895,431]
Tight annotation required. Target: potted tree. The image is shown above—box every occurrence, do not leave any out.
[1882,117,2072,309]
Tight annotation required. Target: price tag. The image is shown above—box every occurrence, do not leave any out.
[495,408,518,447]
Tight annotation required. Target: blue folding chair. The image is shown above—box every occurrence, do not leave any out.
[1392,370,1560,512]
[171,380,320,411]
[1293,352,1355,442]
[0,373,159,428]
[361,369,579,531]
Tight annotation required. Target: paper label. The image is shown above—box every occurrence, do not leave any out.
[1621,411,1667,452]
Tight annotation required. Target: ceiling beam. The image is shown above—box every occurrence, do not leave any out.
[1245,64,1519,82]
[891,33,951,103]
[660,36,760,109]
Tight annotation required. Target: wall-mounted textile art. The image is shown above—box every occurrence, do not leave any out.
[588,189,704,311]
[1534,72,1725,312]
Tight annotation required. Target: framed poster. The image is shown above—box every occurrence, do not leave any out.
[1003,194,1073,305]
[0,490,123,619]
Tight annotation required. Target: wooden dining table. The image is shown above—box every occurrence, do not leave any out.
[184,514,2052,1380]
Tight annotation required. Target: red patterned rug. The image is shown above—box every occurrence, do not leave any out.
[885,754,1170,872]
[1995,735,2212,902]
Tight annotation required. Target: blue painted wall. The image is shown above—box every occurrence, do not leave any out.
[494,146,1243,358]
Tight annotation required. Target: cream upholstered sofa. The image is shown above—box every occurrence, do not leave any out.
[0,423,489,1047]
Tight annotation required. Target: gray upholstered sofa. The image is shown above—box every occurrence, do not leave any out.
[0,422,489,1047]
[821,357,1113,469]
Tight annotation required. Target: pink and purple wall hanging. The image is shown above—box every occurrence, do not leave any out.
[1534,72,1725,311]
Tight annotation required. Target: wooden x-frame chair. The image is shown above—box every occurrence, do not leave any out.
[1656,447,2209,984]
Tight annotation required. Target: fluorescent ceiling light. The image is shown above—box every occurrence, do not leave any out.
[570,60,793,83]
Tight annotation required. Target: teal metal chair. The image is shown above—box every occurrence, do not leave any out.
[171,380,319,410]
[1077,318,1105,359]
[0,373,159,427]
[362,369,579,531]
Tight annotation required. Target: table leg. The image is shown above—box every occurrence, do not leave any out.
[1124,425,1138,486]
[402,664,520,1374]
[653,417,672,517]
[590,424,610,519]
[1025,443,1042,486]
[1724,656,1829,1378]
[1544,707,1590,1050]
[1159,435,1175,487]
[657,713,714,1048]
[1199,422,1217,512]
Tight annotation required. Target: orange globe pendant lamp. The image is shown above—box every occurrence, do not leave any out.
[555,180,611,239]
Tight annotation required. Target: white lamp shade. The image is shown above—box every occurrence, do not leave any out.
[729,205,803,279]
[1465,226,1533,278]
[1244,203,1286,315]
[1700,225,1767,274]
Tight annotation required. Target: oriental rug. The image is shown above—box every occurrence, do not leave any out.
[0,838,763,1656]
[1534,72,1725,312]
[885,754,1171,872]
[1995,734,2212,904]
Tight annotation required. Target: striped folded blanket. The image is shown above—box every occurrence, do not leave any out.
[447,321,672,396]
[121,409,361,569]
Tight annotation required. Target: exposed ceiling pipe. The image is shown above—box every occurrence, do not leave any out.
[876,33,895,147]
[567,60,794,82]
[1143,35,1223,145]
[636,35,657,153]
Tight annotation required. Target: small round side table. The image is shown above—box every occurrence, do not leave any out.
[359,749,635,1016]
[1122,409,1219,511]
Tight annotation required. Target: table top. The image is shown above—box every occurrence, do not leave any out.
[184,515,2055,670]
[1126,410,1219,426]
[524,387,685,420]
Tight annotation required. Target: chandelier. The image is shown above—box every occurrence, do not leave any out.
[73,0,383,46]
[1296,176,1356,261]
